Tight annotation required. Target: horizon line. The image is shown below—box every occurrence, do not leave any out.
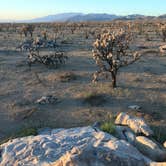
[0,12,165,22]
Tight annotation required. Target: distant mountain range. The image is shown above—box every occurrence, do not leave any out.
[0,13,166,23]
[27,13,83,23]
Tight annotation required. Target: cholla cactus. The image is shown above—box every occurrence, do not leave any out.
[41,30,47,40]
[16,39,34,51]
[92,29,141,88]
[20,24,35,37]
[28,50,68,68]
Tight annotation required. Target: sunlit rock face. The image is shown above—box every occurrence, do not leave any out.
[1,112,166,166]
[0,126,148,166]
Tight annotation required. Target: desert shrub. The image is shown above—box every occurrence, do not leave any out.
[155,28,160,37]
[16,128,38,137]
[145,33,151,41]
[100,122,116,135]
[20,24,35,37]
[137,24,144,35]
[28,50,68,68]
[41,30,47,40]
[85,31,89,39]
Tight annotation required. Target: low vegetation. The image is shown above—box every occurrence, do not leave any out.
[0,128,38,145]
[100,121,116,135]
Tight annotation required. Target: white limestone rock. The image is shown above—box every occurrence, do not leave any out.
[136,136,166,162]
[0,126,149,166]
[115,112,154,136]
[164,141,166,149]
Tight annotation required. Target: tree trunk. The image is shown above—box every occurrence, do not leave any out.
[111,72,117,88]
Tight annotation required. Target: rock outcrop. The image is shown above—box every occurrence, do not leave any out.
[0,113,166,166]
[0,127,149,166]
[115,112,154,136]
[115,113,166,163]
[135,136,166,161]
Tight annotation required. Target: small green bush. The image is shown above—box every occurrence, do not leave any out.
[100,122,116,135]
[17,128,38,137]
[0,128,38,145]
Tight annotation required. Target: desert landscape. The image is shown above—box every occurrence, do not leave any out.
[0,19,166,165]
[0,20,166,140]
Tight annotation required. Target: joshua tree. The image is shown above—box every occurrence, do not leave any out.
[92,29,142,88]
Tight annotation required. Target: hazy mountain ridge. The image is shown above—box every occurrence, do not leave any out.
[0,13,165,23]
[27,13,148,22]
[67,13,120,22]
[158,14,166,19]
[27,13,83,23]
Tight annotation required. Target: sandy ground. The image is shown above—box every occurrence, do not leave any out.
[0,24,166,141]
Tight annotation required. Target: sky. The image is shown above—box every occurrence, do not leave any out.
[0,0,166,20]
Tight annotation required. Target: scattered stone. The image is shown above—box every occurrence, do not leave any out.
[135,136,166,162]
[159,45,166,54]
[128,105,141,110]
[164,141,166,148]
[127,117,153,136]
[115,112,153,136]
[36,95,58,104]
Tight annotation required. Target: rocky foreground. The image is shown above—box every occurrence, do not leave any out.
[0,113,166,166]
